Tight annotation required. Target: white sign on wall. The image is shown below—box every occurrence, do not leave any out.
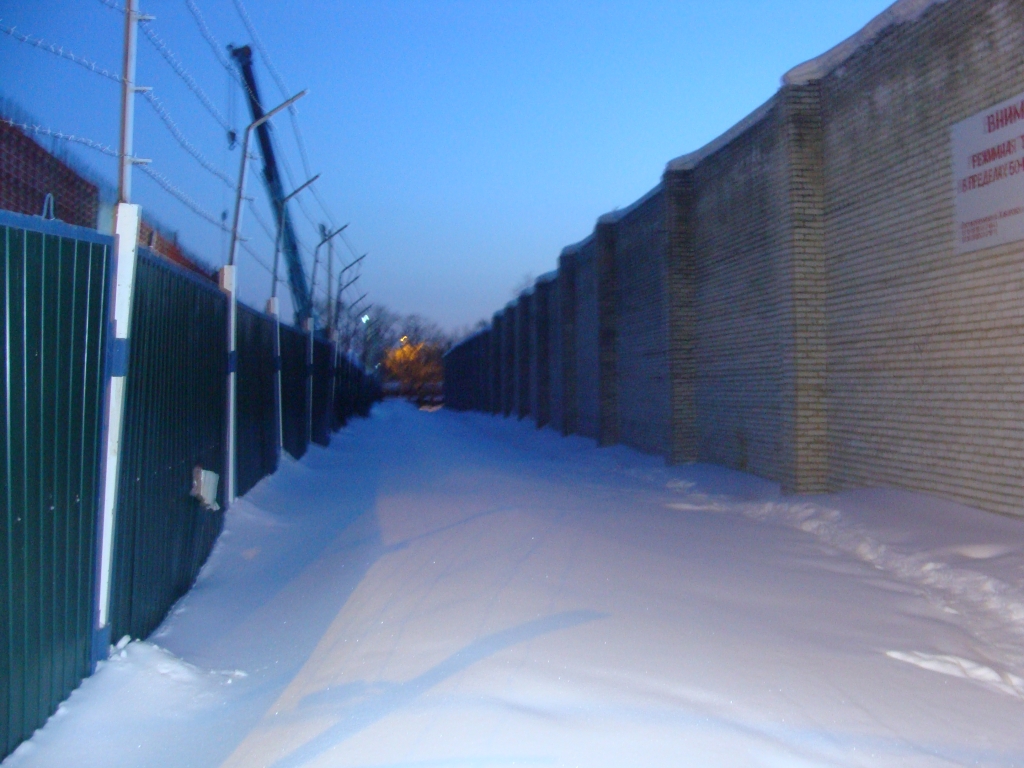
[952,91,1024,254]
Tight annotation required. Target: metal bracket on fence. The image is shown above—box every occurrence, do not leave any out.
[41,192,55,220]
[190,466,221,512]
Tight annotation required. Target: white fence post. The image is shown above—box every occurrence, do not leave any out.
[266,296,284,456]
[221,264,237,504]
[95,201,140,649]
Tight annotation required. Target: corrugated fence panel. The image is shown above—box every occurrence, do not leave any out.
[236,304,278,496]
[1,213,111,761]
[109,248,227,642]
[279,322,308,460]
[311,337,332,447]
[334,356,353,427]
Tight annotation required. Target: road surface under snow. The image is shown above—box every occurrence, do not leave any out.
[5,400,1024,767]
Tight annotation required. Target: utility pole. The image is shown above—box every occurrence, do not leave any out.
[95,0,151,662]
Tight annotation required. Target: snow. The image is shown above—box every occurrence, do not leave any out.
[782,0,953,85]
[6,400,1024,767]
[560,233,593,258]
[596,182,664,224]
[667,0,954,174]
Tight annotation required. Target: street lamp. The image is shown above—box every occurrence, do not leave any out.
[224,88,306,506]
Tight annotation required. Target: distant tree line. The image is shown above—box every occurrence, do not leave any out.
[326,301,488,404]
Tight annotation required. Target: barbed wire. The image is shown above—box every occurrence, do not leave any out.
[139,166,274,275]
[207,0,353,270]
[183,0,237,75]
[3,106,275,281]
[246,196,278,247]
[240,239,274,276]
[94,1,235,137]
[138,164,224,228]
[141,90,233,187]
[2,14,236,190]
[0,19,122,84]
[3,3,344,296]
[139,22,233,134]
[229,0,289,111]
[2,117,121,158]
[229,0,333,225]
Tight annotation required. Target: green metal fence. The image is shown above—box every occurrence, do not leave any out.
[108,248,227,642]
[311,337,333,446]
[236,303,278,496]
[279,322,308,460]
[334,355,354,426]
[1,212,379,761]
[1,211,112,760]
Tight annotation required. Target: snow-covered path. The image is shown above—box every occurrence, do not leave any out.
[7,401,1024,767]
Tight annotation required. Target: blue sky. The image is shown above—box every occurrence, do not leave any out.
[1,0,895,331]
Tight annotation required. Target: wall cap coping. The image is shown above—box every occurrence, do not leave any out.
[664,0,948,175]
[596,182,664,225]
[666,96,777,172]
[560,233,594,257]
[783,0,951,85]
[536,270,558,285]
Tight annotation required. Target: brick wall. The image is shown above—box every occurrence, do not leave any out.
[573,237,600,440]
[510,300,522,418]
[502,306,515,417]
[532,277,553,427]
[689,98,792,482]
[595,221,618,446]
[491,311,504,415]
[1,121,98,228]
[820,0,1024,514]
[608,187,671,457]
[547,274,564,433]
[663,168,699,464]
[557,248,578,435]
[516,292,532,419]
[446,0,1024,518]
[479,329,493,413]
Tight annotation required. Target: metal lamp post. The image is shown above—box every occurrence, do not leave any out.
[305,224,347,444]
[267,174,318,457]
[224,89,306,505]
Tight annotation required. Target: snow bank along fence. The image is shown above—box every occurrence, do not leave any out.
[0,209,381,759]
[446,0,1024,519]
